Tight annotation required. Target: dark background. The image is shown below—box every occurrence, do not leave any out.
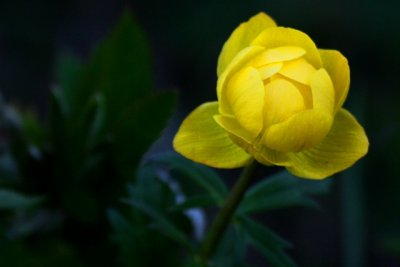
[0,0,399,266]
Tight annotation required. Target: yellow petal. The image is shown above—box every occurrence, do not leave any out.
[263,68,335,153]
[173,102,251,168]
[258,62,282,80]
[287,108,369,179]
[225,67,265,137]
[217,12,277,76]
[279,58,316,85]
[319,49,350,112]
[255,146,291,166]
[263,109,332,152]
[251,27,322,68]
[310,68,335,115]
[264,79,306,127]
[269,73,313,108]
[251,46,306,66]
[214,115,290,165]
[217,46,265,115]
[214,114,254,146]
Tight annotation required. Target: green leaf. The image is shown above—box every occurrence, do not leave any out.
[131,164,177,211]
[239,189,319,214]
[76,92,107,151]
[168,194,216,212]
[111,173,188,267]
[113,91,176,178]
[87,94,106,146]
[20,111,45,148]
[0,189,43,210]
[55,53,83,116]
[108,208,135,238]
[237,215,291,249]
[237,215,295,267]
[48,88,68,154]
[213,226,248,267]
[82,10,152,124]
[53,10,176,182]
[124,199,192,248]
[0,153,19,184]
[381,236,400,256]
[0,240,85,267]
[238,170,331,214]
[149,152,228,202]
[56,11,153,120]
[107,208,139,267]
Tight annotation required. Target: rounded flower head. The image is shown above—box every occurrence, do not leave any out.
[173,12,368,179]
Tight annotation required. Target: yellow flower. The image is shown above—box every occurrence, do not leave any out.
[173,12,368,179]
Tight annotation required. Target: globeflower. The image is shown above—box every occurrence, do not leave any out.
[173,12,368,179]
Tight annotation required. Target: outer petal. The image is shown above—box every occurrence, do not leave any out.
[319,49,350,112]
[251,27,322,68]
[217,46,265,114]
[217,12,276,76]
[173,102,251,168]
[310,68,335,115]
[263,109,332,152]
[214,115,291,165]
[287,108,369,179]
[225,67,265,137]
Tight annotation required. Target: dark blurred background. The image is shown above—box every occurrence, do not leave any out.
[0,0,399,266]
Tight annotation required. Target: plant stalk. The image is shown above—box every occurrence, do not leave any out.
[197,160,258,266]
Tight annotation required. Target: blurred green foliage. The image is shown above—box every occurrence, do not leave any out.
[125,152,331,267]
[0,10,176,266]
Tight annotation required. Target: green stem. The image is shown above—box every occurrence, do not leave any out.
[197,160,258,266]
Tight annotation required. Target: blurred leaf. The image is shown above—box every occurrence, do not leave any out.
[107,208,138,267]
[124,199,192,248]
[149,152,228,202]
[181,260,203,267]
[84,93,106,150]
[238,170,331,214]
[237,215,295,267]
[50,88,69,120]
[131,163,177,211]
[20,112,45,148]
[212,226,248,267]
[237,215,291,249]
[0,8,179,267]
[55,53,83,116]
[77,10,152,123]
[6,210,64,239]
[70,92,107,153]
[1,104,23,130]
[111,168,188,267]
[56,10,152,120]
[0,153,19,184]
[113,91,176,178]
[381,236,400,257]
[48,88,68,154]
[52,10,174,180]
[239,190,319,214]
[62,189,99,223]
[0,189,43,210]
[0,240,84,267]
[169,194,216,212]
